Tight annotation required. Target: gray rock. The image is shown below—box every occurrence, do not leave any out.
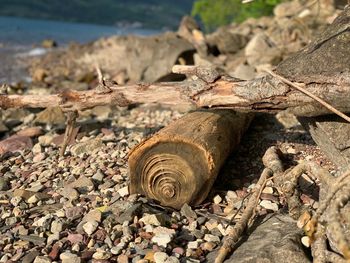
[18,235,46,246]
[34,107,65,125]
[245,33,282,66]
[0,177,10,191]
[66,176,95,194]
[180,203,197,219]
[70,138,104,156]
[117,202,142,224]
[207,214,310,263]
[60,186,79,201]
[92,170,105,182]
[21,250,39,263]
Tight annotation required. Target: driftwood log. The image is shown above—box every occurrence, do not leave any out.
[128,109,252,209]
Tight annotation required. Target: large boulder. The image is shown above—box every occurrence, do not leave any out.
[30,32,195,85]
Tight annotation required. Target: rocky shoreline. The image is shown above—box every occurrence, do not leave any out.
[0,1,345,263]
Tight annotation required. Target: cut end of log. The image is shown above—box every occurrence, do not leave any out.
[128,109,253,209]
[129,141,211,209]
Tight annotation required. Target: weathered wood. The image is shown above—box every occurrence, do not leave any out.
[128,109,253,209]
[277,5,350,170]
[1,71,349,117]
[299,116,350,171]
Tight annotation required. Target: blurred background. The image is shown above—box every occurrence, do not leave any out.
[0,0,294,46]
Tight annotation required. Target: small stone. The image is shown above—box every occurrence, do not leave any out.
[70,138,104,156]
[60,187,79,201]
[92,250,111,260]
[47,233,60,246]
[165,256,180,263]
[226,190,238,200]
[152,234,173,247]
[201,241,216,251]
[213,195,222,204]
[117,254,129,263]
[33,152,46,162]
[35,107,65,125]
[41,39,57,48]
[83,220,99,235]
[0,135,32,155]
[259,200,279,211]
[172,247,185,256]
[187,240,200,249]
[92,170,105,182]
[21,250,39,263]
[301,236,310,247]
[60,252,81,263]
[140,213,168,226]
[204,234,220,243]
[17,127,43,138]
[118,186,129,197]
[33,256,52,263]
[262,187,274,194]
[205,219,218,231]
[180,203,197,219]
[18,235,46,246]
[67,176,95,194]
[51,220,64,233]
[154,252,168,263]
[0,177,10,191]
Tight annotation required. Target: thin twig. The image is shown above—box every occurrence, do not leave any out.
[264,69,350,123]
[215,168,272,263]
[59,110,78,156]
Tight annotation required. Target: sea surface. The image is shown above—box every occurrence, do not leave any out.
[0,16,159,83]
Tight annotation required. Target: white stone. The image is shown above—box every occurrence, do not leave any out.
[60,252,81,263]
[187,240,200,249]
[204,234,220,243]
[118,186,129,197]
[83,220,99,235]
[213,195,222,204]
[301,236,310,247]
[154,252,168,263]
[262,187,274,194]
[259,200,279,211]
[152,233,173,247]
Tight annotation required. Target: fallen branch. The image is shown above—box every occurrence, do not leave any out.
[1,67,349,118]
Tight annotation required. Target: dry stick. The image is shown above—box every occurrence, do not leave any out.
[215,168,273,263]
[264,69,350,123]
[59,110,78,156]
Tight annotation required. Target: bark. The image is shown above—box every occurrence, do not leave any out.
[128,109,253,209]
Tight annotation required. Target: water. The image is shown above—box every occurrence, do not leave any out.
[0,16,158,46]
[0,16,159,83]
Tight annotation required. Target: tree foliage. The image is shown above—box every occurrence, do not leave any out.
[191,0,284,31]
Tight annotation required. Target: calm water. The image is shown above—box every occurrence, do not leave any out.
[0,16,159,83]
[0,16,158,46]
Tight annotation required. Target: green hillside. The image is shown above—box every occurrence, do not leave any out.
[0,0,195,29]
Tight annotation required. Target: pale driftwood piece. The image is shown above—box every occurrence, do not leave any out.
[128,109,253,209]
[0,71,349,118]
